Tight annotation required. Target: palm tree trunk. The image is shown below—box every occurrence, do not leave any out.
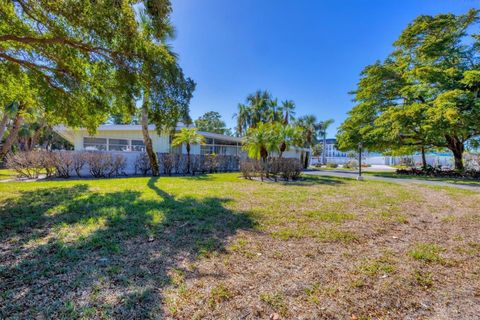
[0,102,25,160]
[141,97,159,176]
[322,132,327,164]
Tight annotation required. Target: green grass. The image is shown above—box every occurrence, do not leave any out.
[408,243,444,263]
[1,172,477,318]
[0,168,17,180]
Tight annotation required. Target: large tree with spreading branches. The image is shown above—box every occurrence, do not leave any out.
[337,9,480,170]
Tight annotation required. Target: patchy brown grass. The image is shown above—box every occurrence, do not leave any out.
[1,173,480,319]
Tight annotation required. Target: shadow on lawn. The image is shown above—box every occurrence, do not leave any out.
[0,178,254,318]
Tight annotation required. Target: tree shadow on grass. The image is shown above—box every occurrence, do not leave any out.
[280,175,346,186]
[0,178,254,319]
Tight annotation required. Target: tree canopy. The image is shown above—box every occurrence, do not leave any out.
[337,9,480,170]
[194,111,231,135]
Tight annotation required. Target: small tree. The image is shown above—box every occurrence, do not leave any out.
[171,128,205,174]
[242,122,278,163]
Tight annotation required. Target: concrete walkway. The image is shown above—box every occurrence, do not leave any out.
[304,170,480,191]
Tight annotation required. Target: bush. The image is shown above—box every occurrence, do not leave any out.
[135,153,151,176]
[159,153,175,175]
[326,162,338,168]
[240,158,302,181]
[54,151,75,178]
[6,151,43,179]
[85,152,126,178]
[343,159,359,169]
[73,152,87,177]
[240,159,263,180]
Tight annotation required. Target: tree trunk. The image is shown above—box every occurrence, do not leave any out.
[141,100,159,176]
[421,146,427,170]
[445,135,464,171]
[304,151,309,169]
[322,133,327,164]
[186,144,191,175]
[279,141,286,159]
[0,102,25,160]
[0,113,9,142]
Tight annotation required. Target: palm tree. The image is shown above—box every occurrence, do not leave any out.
[247,90,271,126]
[171,128,205,174]
[318,119,334,164]
[233,103,251,136]
[242,122,277,162]
[274,123,300,158]
[266,98,280,122]
[295,115,318,148]
[281,100,296,124]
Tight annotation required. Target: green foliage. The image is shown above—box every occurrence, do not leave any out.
[194,111,231,135]
[171,128,205,152]
[337,9,480,170]
[242,122,278,160]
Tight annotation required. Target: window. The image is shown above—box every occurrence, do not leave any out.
[131,140,145,152]
[84,137,107,151]
[108,138,129,151]
[83,137,146,152]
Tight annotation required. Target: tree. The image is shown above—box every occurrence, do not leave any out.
[281,100,296,124]
[234,90,292,135]
[1,0,195,171]
[242,122,277,163]
[272,122,301,158]
[194,111,230,135]
[295,115,319,148]
[337,9,480,171]
[171,128,205,174]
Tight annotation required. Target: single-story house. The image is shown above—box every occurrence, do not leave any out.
[54,124,310,172]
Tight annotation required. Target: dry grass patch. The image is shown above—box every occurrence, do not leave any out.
[1,174,480,319]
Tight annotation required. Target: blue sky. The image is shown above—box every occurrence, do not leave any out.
[169,0,478,138]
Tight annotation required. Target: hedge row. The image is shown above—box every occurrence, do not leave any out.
[240,158,303,181]
[135,153,240,176]
[6,151,127,178]
[5,151,241,179]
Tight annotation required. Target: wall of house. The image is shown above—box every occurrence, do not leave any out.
[73,130,170,153]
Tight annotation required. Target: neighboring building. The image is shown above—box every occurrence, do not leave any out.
[314,138,454,167]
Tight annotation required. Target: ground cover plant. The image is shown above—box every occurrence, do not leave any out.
[1,173,480,319]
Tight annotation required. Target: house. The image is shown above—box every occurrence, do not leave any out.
[54,124,309,172]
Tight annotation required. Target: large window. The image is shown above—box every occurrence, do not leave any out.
[108,138,129,151]
[131,140,145,152]
[83,137,145,152]
[84,137,107,151]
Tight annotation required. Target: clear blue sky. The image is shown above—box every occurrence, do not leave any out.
[169,0,478,138]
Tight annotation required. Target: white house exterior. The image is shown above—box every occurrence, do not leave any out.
[54,124,309,170]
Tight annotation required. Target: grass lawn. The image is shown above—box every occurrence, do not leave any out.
[0,169,17,180]
[1,173,480,319]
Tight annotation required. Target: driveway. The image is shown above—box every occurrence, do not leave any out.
[304,169,480,191]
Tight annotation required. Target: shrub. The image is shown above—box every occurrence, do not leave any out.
[159,153,175,175]
[84,152,126,178]
[240,158,302,181]
[54,151,75,178]
[111,154,127,177]
[38,151,57,178]
[6,151,43,178]
[326,162,338,168]
[240,159,262,180]
[135,153,151,176]
[343,159,358,169]
[73,152,87,177]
